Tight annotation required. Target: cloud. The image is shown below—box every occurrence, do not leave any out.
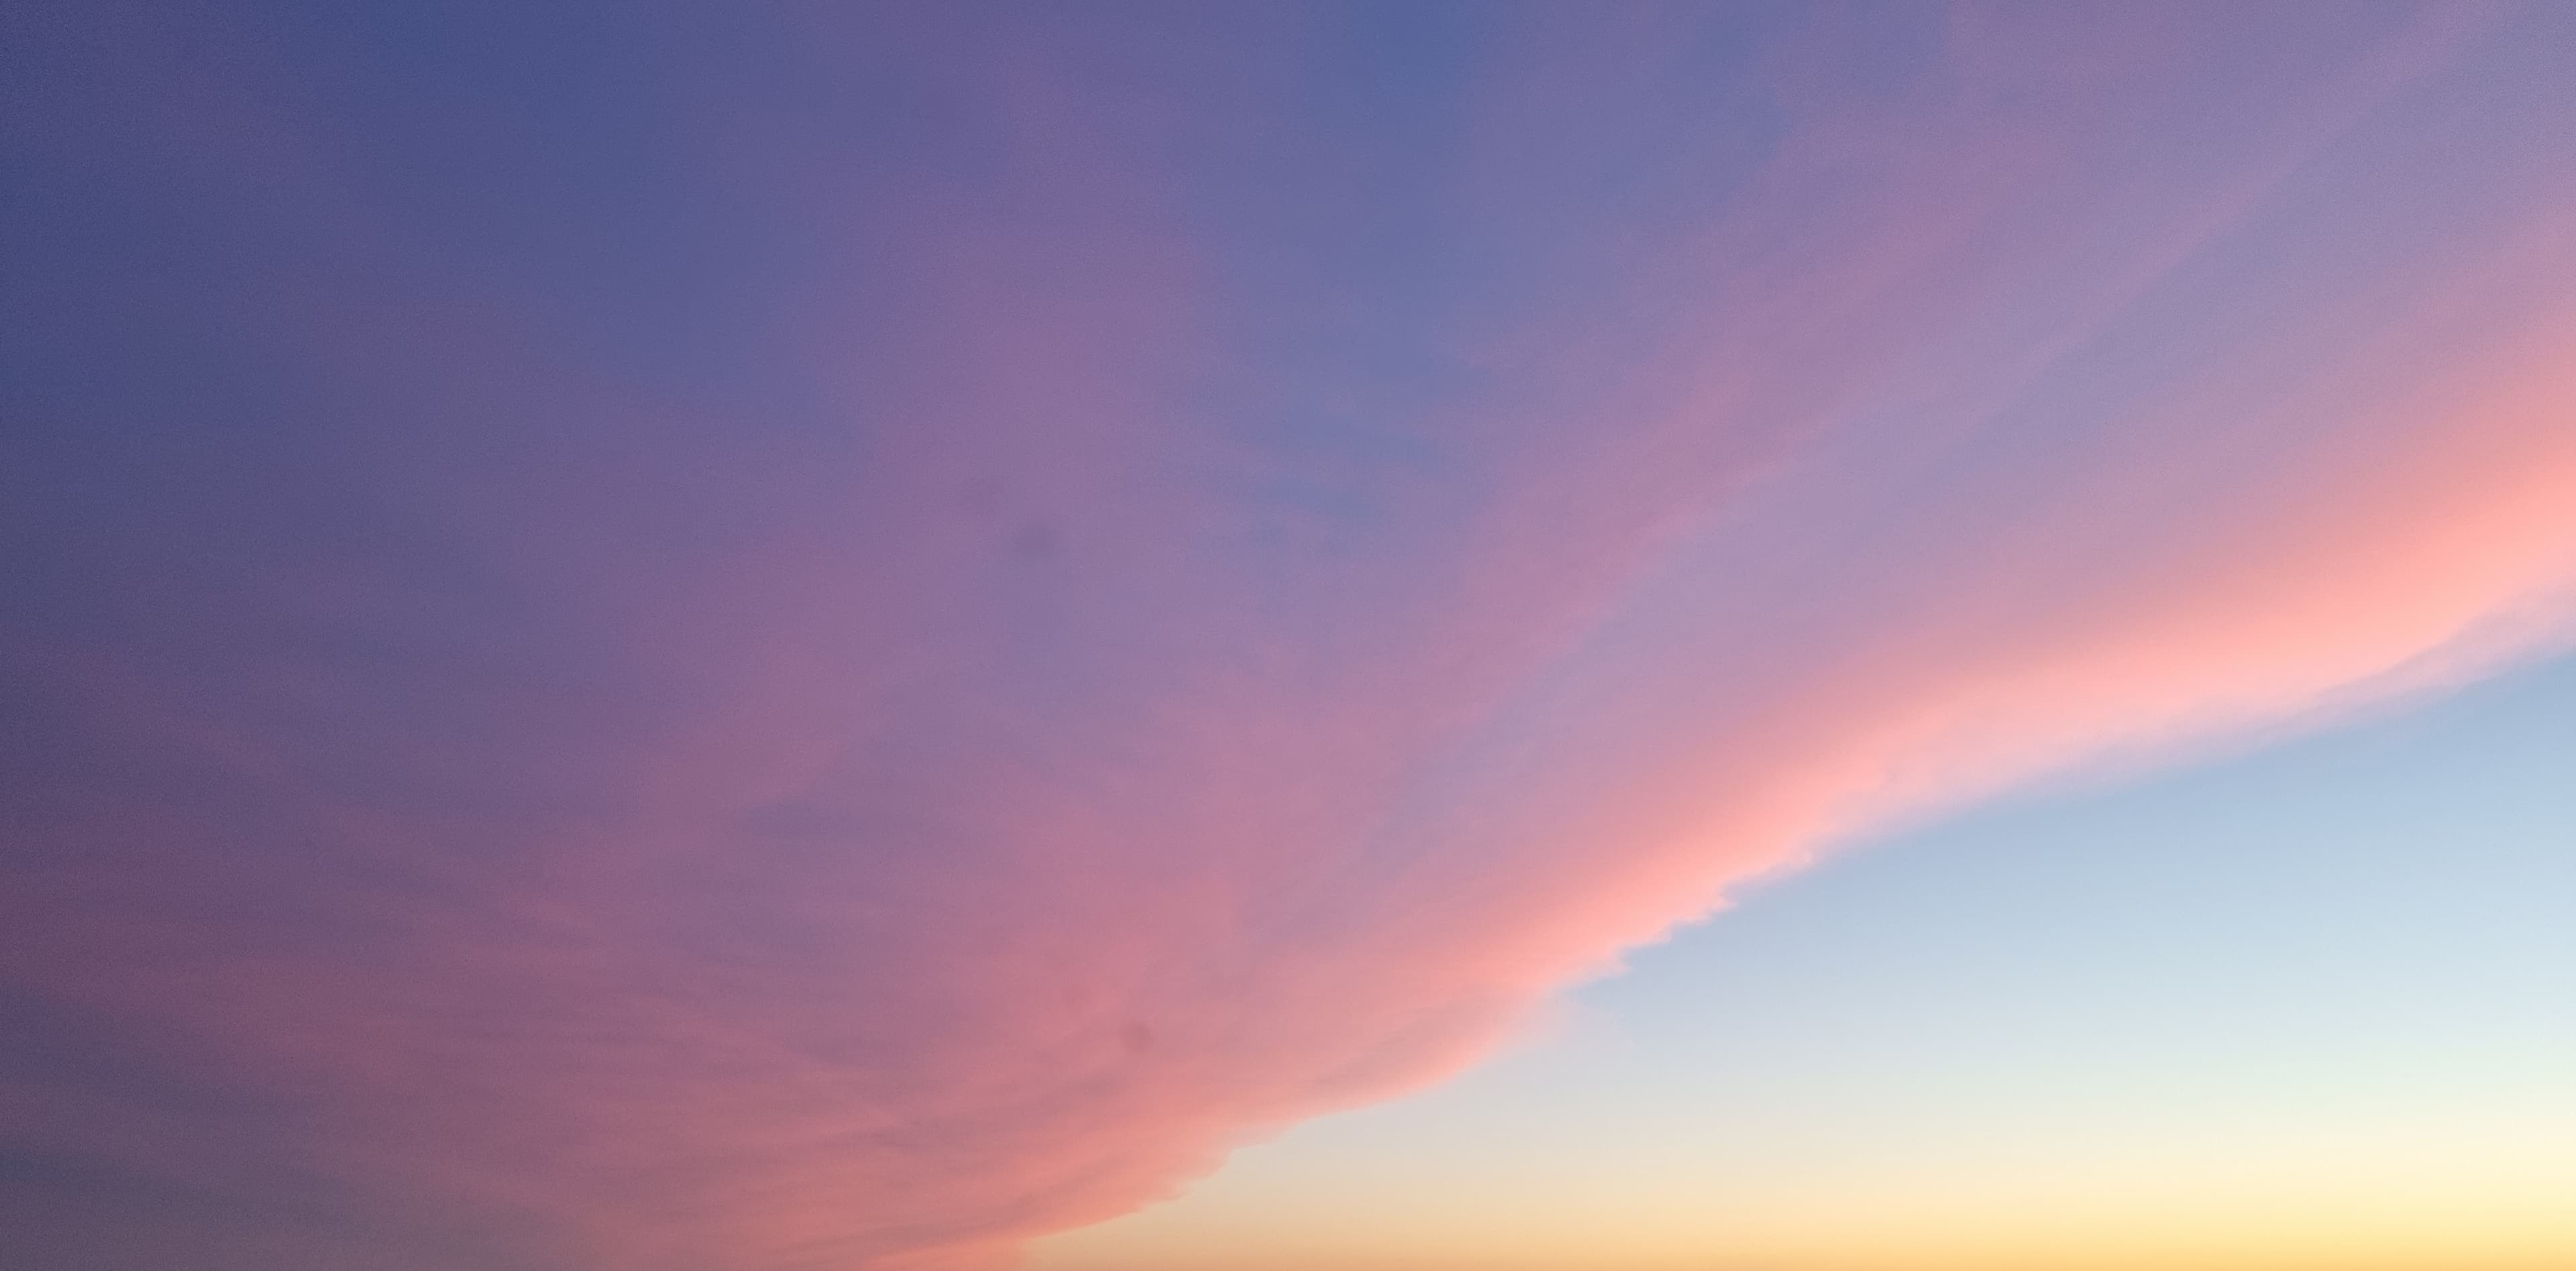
[4,3,2574,1269]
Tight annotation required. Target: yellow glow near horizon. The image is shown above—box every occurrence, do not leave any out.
[1029,1083,2576,1271]
[1033,1184,2576,1271]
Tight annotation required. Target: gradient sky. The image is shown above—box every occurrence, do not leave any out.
[1030,651,2576,1271]
[3,4,2573,1270]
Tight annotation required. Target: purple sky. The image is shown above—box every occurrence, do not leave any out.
[5,5,2574,1269]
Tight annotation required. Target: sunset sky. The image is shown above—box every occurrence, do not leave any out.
[3,4,2572,1270]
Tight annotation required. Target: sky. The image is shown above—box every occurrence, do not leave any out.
[1030,651,2576,1271]
[1,3,2571,1271]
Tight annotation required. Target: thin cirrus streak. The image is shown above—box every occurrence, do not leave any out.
[2,3,2573,1270]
